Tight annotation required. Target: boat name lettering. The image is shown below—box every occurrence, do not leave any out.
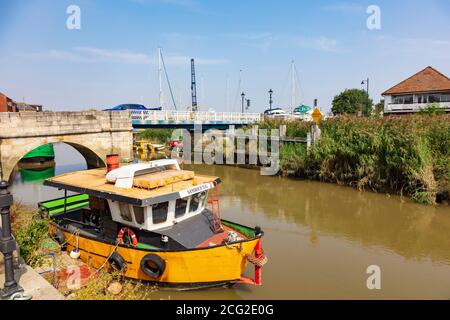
[186,184,210,195]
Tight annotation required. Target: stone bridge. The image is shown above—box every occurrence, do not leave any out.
[0,111,133,181]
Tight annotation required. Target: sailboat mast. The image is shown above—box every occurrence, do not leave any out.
[158,47,163,108]
[225,75,229,112]
[291,60,296,111]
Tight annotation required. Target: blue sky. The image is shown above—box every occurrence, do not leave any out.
[0,0,449,113]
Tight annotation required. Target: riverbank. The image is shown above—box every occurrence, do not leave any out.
[260,115,449,205]
[9,203,156,300]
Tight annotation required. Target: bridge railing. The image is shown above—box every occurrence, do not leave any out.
[131,110,262,123]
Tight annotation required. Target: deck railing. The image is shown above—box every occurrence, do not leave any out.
[131,110,262,123]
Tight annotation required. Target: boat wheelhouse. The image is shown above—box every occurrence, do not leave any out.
[41,159,266,288]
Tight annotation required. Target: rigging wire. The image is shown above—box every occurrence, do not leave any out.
[159,48,178,110]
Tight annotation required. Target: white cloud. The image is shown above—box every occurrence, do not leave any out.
[292,36,342,53]
[223,32,341,53]
[223,32,274,41]
[163,32,208,41]
[23,47,229,66]
[375,35,450,59]
[75,47,152,64]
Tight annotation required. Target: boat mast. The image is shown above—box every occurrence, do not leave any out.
[225,75,229,112]
[158,47,164,109]
[291,60,296,111]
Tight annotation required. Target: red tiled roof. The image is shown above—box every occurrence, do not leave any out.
[382,66,450,96]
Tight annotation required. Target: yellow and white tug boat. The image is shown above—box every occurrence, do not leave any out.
[41,159,266,288]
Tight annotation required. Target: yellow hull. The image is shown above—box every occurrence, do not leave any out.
[50,224,260,285]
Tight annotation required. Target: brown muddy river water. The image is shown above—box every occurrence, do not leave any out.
[9,143,450,299]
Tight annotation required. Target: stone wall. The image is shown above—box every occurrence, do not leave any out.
[0,111,133,180]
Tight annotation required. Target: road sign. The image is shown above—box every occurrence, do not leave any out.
[311,107,322,123]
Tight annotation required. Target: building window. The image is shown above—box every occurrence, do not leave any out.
[133,206,145,225]
[393,95,413,104]
[428,94,441,103]
[175,198,188,218]
[417,95,428,104]
[441,94,450,102]
[119,203,133,222]
[152,202,169,224]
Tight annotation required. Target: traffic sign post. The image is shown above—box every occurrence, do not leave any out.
[311,107,322,123]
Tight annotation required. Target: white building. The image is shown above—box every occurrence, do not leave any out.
[382,66,450,114]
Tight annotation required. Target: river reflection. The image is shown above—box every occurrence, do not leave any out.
[7,144,450,299]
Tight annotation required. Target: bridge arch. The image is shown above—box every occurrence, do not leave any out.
[3,137,107,181]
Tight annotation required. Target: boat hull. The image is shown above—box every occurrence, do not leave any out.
[21,144,55,162]
[49,223,261,286]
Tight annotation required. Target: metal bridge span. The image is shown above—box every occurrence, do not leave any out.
[131,111,262,130]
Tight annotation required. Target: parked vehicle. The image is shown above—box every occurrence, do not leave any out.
[103,104,162,111]
[263,108,286,117]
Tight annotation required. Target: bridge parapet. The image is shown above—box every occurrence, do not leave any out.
[131,110,262,128]
[0,111,133,181]
[0,111,132,138]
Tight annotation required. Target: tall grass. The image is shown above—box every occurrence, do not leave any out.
[137,129,174,143]
[278,115,449,204]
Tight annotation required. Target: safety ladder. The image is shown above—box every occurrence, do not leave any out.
[208,184,223,233]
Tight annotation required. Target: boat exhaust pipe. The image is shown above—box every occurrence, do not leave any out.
[106,154,120,173]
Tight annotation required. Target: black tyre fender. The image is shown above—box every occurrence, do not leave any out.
[55,230,67,250]
[108,252,127,272]
[140,254,166,279]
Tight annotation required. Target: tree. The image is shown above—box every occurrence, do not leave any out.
[374,100,384,116]
[331,89,373,116]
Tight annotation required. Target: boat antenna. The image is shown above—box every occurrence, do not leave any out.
[159,47,177,110]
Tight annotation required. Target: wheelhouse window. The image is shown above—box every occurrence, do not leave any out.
[119,203,133,222]
[152,202,169,224]
[189,191,207,213]
[133,206,145,225]
[175,198,188,218]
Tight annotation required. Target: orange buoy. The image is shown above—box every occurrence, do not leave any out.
[106,154,119,173]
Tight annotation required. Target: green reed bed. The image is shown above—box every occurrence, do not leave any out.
[264,115,449,205]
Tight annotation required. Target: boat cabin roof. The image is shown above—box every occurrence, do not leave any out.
[44,167,220,207]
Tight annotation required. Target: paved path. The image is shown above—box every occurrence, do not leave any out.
[0,253,64,300]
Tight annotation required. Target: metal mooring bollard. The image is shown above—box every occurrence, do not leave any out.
[0,181,25,299]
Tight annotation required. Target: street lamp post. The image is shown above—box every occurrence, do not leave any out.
[0,181,24,299]
[241,92,245,114]
[268,89,273,111]
[361,78,369,96]
[361,78,370,116]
